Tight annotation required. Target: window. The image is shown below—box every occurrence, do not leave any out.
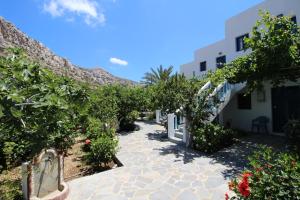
[277,14,283,18]
[236,34,249,51]
[200,61,207,72]
[237,93,251,109]
[291,16,298,33]
[216,55,226,69]
[291,16,297,24]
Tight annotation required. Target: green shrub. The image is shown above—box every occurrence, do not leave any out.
[147,111,156,121]
[284,120,300,154]
[85,117,116,140]
[0,170,22,200]
[193,123,235,153]
[119,110,139,131]
[87,136,118,164]
[2,142,25,168]
[0,180,22,200]
[227,146,300,199]
[85,118,105,139]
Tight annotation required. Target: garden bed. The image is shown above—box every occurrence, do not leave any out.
[64,138,122,181]
[0,139,123,200]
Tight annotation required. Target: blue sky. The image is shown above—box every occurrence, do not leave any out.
[0,0,263,82]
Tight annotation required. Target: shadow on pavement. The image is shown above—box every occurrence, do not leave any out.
[150,131,287,179]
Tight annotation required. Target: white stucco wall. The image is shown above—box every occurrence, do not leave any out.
[180,0,300,78]
[222,83,273,133]
[180,0,300,133]
[222,81,300,134]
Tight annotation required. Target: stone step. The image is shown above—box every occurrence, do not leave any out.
[178,126,184,132]
[175,131,183,139]
[169,136,184,145]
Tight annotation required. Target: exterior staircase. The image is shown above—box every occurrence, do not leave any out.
[198,81,246,122]
[166,80,245,145]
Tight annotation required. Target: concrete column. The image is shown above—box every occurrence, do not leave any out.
[167,113,175,138]
[21,162,30,200]
[185,118,191,147]
[182,117,187,143]
[155,110,161,124]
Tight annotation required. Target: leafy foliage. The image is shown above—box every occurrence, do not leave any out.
[0,48,89,168]
[284,120,300,154]
[193,123,235,153]
[225,12,300,91]
[227,146,300,199]
[0,178,22,200]
[0,48,149,170]
[144,64,229,146]
[142,65,173,85]
[87,135,119,164]
[108,85,148,131]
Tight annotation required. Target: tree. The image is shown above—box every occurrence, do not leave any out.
[149,72,213,146]
[225,12,300,91]
[0,48,89,167]
[142,65,173,85]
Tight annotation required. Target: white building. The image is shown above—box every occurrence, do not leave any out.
[180,0,300,134]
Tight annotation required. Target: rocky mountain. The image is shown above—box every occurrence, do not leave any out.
[0,17,135,85]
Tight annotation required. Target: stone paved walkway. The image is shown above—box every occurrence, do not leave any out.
[68,121,281,200]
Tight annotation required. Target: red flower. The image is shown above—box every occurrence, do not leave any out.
[225,193,229,200]
[85,139,91,145]
[238,176,251,197]
[242,172,252,178]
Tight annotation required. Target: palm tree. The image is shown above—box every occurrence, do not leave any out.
[142,65,173,85]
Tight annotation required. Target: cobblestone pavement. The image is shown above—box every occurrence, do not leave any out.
[68,121,250,200]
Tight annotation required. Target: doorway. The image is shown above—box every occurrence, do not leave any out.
[271,86,300,133]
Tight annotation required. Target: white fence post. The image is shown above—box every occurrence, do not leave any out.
[155,110,161,124]
[182,117,187,143]
[168,113,175,138]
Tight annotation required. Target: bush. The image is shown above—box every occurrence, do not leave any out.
[147,111,156,121]
[193,123,235,153]
[284,120,300,154]
[227,146,300,199]
[119,110,139,131]
[87,136,118,164]
[0,170,22,200]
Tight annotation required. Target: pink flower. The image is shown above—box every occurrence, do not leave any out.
[225,193,229,200]
[85,139,91,145]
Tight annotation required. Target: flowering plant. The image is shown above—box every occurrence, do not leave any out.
[226,146,300,199]
[85,139,91,145]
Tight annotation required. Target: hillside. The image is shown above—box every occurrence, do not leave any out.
[0,17,134,85]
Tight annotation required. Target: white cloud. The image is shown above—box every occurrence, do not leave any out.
[43,0,106,26]
[110,57,128,66]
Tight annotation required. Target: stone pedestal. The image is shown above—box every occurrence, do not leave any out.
[22,149,69,200]
[156,110,161,124]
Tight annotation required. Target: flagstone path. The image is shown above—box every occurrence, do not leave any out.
[67,121,259,200]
